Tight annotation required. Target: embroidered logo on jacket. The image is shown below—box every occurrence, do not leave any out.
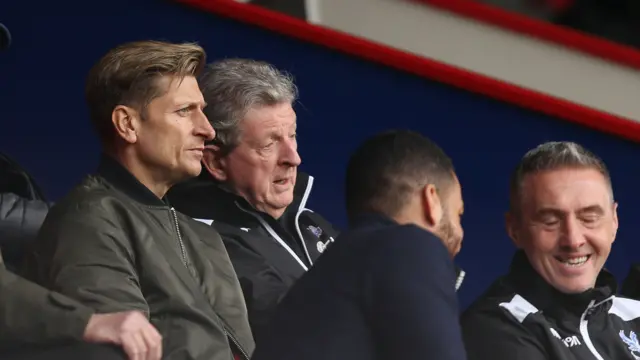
[317,241,328,253]
[562,335,581,348]
[549,328,581,348]
[619,330,640,359]
[307,225,331,253]
[307,225,323,238]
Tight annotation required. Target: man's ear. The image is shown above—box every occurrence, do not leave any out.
[422,184,443,227]
[203,144,228,181]
[505,211,521,248]
[112,105,140,144]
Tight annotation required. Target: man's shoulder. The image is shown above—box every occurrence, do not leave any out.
[177,211,223,236]
[187,218,254,241]
[45,175,147,227]
[186,217,273,257]
[328,223,452,277]
[461,282,555,360]
[358,223,448,254]
[49,175,117,214]
[609,296,640,325]
[462,276,530,327]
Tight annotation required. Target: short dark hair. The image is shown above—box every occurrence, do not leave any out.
[345,130,455,223]
[509,141,613,213]
[85,40,206,147]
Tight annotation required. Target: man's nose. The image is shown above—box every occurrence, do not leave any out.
[281,138,301,166]
[559,217,586,250]
[195,111,215,141]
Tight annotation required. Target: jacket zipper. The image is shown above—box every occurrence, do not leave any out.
[223,321,250,360]
[579,298,614,360]
[170,207,190,268]
[215,311,250,360]
[170,207,249,360]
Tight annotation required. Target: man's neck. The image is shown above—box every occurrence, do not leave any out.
[392,211,436,235]
[219,183,286,219]
[108,150,172,199]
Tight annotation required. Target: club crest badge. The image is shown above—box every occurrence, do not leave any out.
[620,330,640,359]
[307,225,323,238]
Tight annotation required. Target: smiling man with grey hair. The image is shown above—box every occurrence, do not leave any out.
[169,58,339,343]
[461,141,640,360]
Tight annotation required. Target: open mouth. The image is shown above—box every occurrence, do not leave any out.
[555,255,591,267]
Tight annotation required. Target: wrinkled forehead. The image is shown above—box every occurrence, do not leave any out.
[519,168,613,213]
[240,103,297,136]
[152,75,204,106]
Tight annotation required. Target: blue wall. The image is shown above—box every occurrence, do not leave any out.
[2,0,639,308]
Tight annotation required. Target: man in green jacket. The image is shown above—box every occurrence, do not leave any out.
[0,23,161,360]
[1,250,162,360]
[24,40,255,360]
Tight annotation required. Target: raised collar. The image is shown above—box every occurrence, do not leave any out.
[349,212,465,290]
[507,250,616,316]
[97,154,168,207]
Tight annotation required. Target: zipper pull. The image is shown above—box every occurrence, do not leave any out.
[585,300,597,317]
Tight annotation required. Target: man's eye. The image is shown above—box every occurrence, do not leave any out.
[582,216,599,224]
[177,107,191,116]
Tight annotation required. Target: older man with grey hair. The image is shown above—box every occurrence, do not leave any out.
[169,58,339,343]
[461,141,640,360]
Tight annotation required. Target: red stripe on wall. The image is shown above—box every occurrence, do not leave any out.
[418,0,640,70]
[177,0,640,143]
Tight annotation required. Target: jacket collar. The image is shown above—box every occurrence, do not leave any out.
[349,212,398,228]
[507,250,616,316]
[350,212,465,291]
[97,154,168,207]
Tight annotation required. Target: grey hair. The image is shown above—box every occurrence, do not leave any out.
[199,58,298,153]
[509,141,613,212]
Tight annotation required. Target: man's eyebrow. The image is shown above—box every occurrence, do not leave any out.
[576,205,604,215]
[534,208,565,217]
[534,205,605,217]
[174,99,206,108]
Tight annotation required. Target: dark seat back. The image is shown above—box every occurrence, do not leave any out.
[0,153,47,202]
[0,152,49,271]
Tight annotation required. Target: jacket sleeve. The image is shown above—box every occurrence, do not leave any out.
[221,234,289,343]
[0,258,92,349]
[26,205,150,315]
[461,305,547,360]
[365,227,467,360]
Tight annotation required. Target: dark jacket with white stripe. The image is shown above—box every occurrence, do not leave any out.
[168,172,339,343]
[462,251,640,360]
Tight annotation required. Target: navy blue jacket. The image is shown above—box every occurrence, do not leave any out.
[251,214,467,360]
